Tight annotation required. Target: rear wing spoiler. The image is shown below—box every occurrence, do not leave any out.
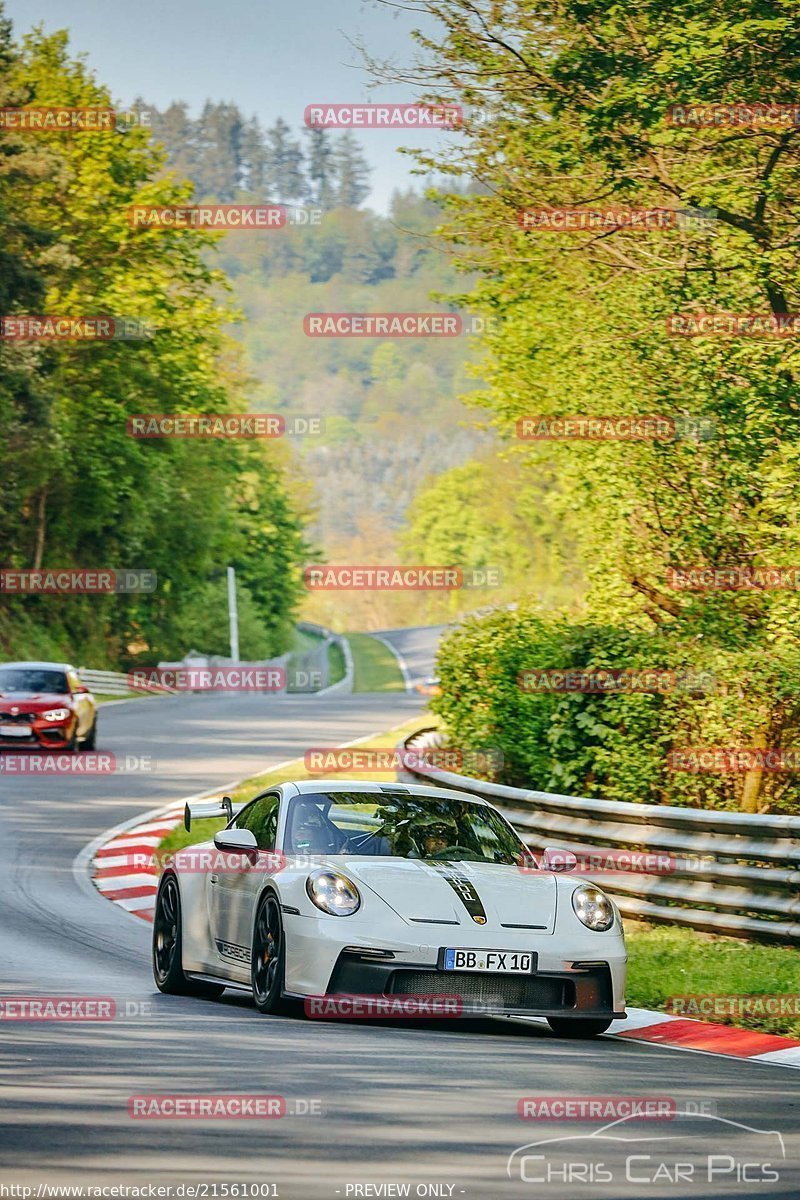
[184,796,234,832]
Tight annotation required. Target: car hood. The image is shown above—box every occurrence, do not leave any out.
[339,858,557,933]
[0,692,72,709]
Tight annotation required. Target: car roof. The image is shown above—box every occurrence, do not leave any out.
[0,661,74,671]
[283,778,494,807]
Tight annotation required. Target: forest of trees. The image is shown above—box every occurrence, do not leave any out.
[398,0,800,813]
[142,101,372,207]
[142,102,581,629]
[0,17,309,666]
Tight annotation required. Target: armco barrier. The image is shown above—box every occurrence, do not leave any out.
[294,621,353,695]
[398,728,800,945]
[77,668,175,696]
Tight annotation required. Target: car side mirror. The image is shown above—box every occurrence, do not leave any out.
[73,685,90,694]
[543,846,578,873]
[214,827,259,863]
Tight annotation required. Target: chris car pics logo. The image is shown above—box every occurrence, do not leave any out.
[506,1112,785,1187]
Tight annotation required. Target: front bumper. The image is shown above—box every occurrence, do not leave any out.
[0,716,75,749]
[322,949,622,1019]
[281,876,627,1015]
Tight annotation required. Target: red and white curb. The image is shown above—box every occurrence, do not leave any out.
[609,1005,800,1068]
[83,801,800,1069]
[90,797,188,922]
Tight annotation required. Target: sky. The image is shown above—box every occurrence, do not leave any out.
[2,0,453,211]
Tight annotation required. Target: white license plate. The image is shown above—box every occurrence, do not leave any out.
[0,725,31,737]
[443,948,534,974]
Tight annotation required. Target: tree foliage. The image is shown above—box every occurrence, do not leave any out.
[0,17,308,665]
[392,0,800,810]
[144,101,371,208]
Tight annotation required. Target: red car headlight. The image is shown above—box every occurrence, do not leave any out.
[40,707,71,722]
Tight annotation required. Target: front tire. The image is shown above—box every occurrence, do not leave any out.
[251,892,293,1015]
[82,718,97,750]
[153,873,224,998]
[547,1016,613,1039]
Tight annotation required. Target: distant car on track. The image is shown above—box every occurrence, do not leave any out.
[153,780,626,1037]
[0,660,98,751]
[415,676,442,697]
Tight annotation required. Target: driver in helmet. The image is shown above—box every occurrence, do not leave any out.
[410,816,460,859]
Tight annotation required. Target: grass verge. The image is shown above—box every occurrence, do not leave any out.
[327,639,346,686]
[347,632,405,692]
[625,919,800,1038]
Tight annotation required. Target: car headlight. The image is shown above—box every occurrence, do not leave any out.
[572,884,615,931]
[306,870,361,916]
[41,708,71,722]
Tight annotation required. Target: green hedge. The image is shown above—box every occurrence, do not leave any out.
[431,606,800,812]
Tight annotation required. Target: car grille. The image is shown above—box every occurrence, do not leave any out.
[389,970,573,1010]
[0,712,35,723]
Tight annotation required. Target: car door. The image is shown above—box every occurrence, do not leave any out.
[208,792,281,979]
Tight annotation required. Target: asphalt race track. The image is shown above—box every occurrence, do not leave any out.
[373,625,448,688]
[1,682,799,1198]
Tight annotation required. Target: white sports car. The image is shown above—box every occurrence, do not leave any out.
[152,780,627,1037]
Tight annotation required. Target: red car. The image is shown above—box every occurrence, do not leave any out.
[0,661,98,751]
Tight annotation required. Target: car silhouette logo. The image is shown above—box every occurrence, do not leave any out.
[507,1111,787,1186]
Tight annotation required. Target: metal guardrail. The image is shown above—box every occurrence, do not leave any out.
[80,625,354,698]
[294,622,353,695]
[77,668,174,696]
[399,728,800,945]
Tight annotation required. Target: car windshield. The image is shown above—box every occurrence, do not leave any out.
[284,792,526,864]
[0,668,70,694]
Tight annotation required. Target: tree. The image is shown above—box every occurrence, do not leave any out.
[303,126,335,207]
[144,100,199,187]
[264,117,306,203]
[240,115,269,194]
[331,131,371,207]
[193,100,243,199]
[383,0,800,811]
[0,12,54,575]
[0,22,309,666]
